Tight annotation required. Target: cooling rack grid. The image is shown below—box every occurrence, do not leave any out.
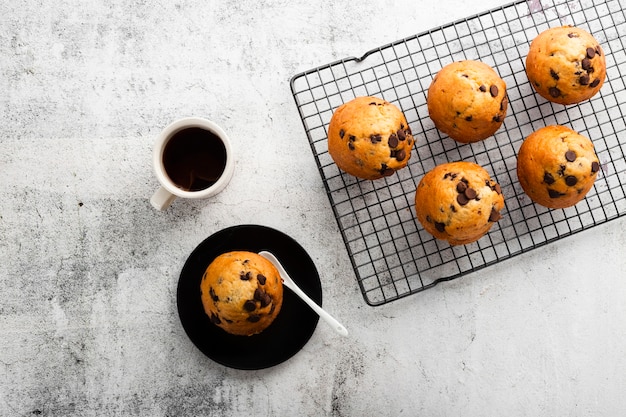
[290,0,626,306]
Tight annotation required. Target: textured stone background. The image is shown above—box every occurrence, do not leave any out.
[2,0,626,416]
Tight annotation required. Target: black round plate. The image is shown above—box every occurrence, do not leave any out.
[176,224,322,370]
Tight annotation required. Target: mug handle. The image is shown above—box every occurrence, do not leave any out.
[150,186,177,211]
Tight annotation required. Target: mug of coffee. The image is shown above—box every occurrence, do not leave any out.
[150,117,235,211]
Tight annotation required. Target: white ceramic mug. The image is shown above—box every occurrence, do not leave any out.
[150,117,235,211]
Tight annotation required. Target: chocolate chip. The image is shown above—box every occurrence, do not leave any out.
[456,181,467,194]
[380,164,394,176]
[465,115,473,122]
[465,188,477,200]
[254,288,265,302]
[397,129,406,141]
[349,135,356,141]
[493,115,502,123]
[557,164,566,176]
[435,222,446,232]
[209,287,219,302]
[565,150,577,162]
[586,47,596,59]
[488,181,502,195]
[240,272,250,280]
[565,175,578,186]
[348,142,355,151]
[591,161,600,173]
[549,87,561,98]
[582,58,592,71]
[489,207,502,222]
[543,172,555,185]
[550,69,559,80]
[394,149,406,162]
[479,85,487,92]
[589,78,600,88]
[210,313,221,325]
[387,134,399,148]
[247,314,261,323]
[568,32,579,38]
[257,274,267,285]
[457,194,470,206]
[406,126,412,135]
[259,292,271,307]
[579,74,590,85]
[369,101,377,105]
[244,300,256,311]
[500,96,508,111]
[548,189,565,198]
[339,129,345,139]
[490,85,499,97]
[370,134,382,143]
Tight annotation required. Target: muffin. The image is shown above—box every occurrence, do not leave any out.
[525,25,606,105]
[516,125,600,209]
[327,96,415,180]
[415,161,505,245]
[427,60,508,143]
[200,251,283,336]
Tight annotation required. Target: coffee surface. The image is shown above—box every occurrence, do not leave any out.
[162,127,227,191]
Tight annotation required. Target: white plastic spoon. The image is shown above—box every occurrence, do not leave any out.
[259,251,349,337]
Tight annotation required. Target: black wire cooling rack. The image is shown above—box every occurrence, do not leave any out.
[290,0,626,306]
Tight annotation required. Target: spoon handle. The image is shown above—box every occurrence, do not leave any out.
[283,281,349,337]
[258,251,348,337]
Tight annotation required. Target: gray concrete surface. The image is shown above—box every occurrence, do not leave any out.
[1,0,626,416]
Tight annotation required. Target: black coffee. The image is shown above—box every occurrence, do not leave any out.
[162,127,227,191]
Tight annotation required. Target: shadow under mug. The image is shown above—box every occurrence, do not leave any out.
[150,117,235,211]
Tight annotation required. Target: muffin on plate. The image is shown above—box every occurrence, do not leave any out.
[327,96,415,180]
[414,161,505,246]
[427,60,508,143]
[516,125,600,209]
[200,251,283,336]
[525,25,606,105]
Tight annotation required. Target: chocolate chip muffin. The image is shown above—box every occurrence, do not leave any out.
[427,60,508,143]
[414,161,505,246]
[200,251,283,336]
[525,25,606,105]
[516,125,600,209]
[327,96,415,180]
